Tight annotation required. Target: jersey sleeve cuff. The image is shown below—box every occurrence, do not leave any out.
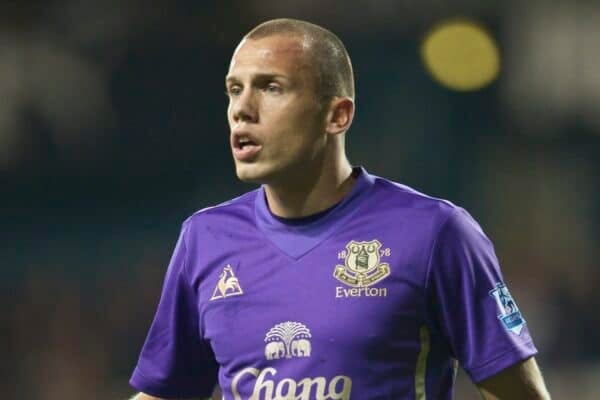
[466,340,538,383]
[129,365,215,399]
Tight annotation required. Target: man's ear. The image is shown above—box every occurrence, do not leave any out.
[324,97,355,135]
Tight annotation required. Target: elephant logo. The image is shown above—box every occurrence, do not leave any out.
[264,322,312,360]
[265,341,286,360]
[291,339,311,357]
[210,264,244,300]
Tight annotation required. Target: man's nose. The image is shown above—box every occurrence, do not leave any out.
[232,89,258,123]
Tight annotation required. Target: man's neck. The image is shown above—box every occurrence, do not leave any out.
[263,161,355,219]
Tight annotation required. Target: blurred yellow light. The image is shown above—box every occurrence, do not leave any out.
[421,20,501,91]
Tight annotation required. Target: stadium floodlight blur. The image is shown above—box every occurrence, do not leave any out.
[420,19,500,91]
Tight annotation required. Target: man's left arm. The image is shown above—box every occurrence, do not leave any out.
[477,357,551,400]
[426,208,550,397]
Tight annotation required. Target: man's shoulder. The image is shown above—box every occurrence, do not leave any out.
[370,174,490,244]
[183,188,260,227]
[370,173,459,220]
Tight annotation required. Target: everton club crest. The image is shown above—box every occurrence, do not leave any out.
[334,240,390,288]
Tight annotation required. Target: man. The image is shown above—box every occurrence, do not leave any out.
[129,18,551,399]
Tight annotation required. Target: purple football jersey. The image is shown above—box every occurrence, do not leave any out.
[130,167,537,399]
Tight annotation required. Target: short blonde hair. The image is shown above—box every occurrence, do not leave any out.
[245,18,355,102]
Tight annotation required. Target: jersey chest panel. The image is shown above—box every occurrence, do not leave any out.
[198,225,431,398]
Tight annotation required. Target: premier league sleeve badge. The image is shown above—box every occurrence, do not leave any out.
[489,282,526,335]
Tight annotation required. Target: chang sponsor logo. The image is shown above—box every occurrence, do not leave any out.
[231,367,352,400]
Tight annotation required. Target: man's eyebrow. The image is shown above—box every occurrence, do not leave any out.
[225,73,289,84]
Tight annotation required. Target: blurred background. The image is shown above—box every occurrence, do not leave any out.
[1,0,596,398]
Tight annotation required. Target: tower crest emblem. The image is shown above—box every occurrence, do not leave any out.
[264,321,312,360]
[210,264,243,301]
[334,240,390,287]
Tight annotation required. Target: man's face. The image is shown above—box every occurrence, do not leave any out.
[226,35,326,184]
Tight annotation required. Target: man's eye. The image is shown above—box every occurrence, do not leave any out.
[265,84,282,94]
[227,86,242,96]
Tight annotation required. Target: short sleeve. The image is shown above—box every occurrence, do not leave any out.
[130,221,218,398]
[425,208,537,383]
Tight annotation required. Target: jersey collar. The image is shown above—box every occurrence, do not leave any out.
[254,166,375,259]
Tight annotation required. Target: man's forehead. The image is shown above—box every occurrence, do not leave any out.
[228,35,312,74]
